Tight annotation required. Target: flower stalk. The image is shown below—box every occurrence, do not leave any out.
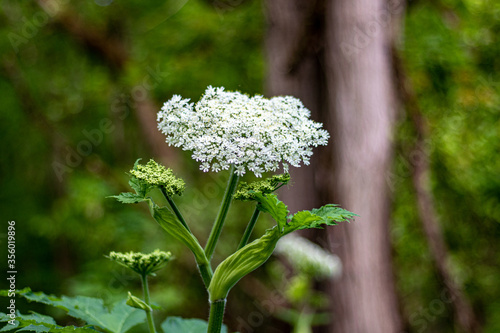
[160,187,191,233]
[237,205,261,250]
[141,274,156,333]
[204,165,239,261]
[207,299,226,333]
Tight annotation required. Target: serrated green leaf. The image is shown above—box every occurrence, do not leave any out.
[50,327,99,333]
[109,192,146,204]
[0,311,97,332]
[160,317,227,333]
[15,290,145,333]
[285,204,356,234]
[208,227,281,301]
[310,204,357,225]
[17,324,50,332]
[253,193,288,234]
[149,202,209,267]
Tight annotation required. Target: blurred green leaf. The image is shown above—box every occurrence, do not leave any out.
[160,316,227,333]
[13,289,144,333]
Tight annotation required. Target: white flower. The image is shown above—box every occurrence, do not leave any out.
[157,86,329,177]
[275,234,342,279]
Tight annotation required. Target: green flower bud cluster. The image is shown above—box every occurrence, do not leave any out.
[131,159,185,197]
[108,249,173,276]
[234,173,290,201]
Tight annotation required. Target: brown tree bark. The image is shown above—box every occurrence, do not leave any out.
[266,1,403,332]
[324,1,403,332]
[265,0,330,213]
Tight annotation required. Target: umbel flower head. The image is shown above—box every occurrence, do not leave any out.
[157,86,329,177]
[275,234,341,279]
[234,173,291,201]
[108,249,173,277]
[130,159,185,197]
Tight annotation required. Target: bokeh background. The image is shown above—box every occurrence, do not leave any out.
[1,0,499,332]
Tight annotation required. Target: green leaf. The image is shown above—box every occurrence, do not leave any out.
[0,311,97,332]
[109,192,146,204]
[14,290,145,333]
[128,174,150,198]
[48,328,98,333]
[17,325,51,332]
[253,193,288,234]
[149,202,209,267]
[285,204,356,235]
[160,317,227,333]
[208,227,281,301]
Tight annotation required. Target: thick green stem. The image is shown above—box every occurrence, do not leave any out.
[205,166,239,261]
[207,299,226,333]
[198,262,213,288]
[237,204,261,250]
[160,187,192,233]
[141,274,156,333]
[294,308,313,333]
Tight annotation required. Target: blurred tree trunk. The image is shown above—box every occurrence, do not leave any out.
[266,0,330,212]
[324,0,402,331]
[266,1,403,332]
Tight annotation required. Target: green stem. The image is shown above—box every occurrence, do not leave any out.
[207,299,226,333]
[205,166,239,261]
[160,187,192,233]
[198,262,213,288]
[141,274,156,333]
[237,204,261,250]
[294,308,313,333]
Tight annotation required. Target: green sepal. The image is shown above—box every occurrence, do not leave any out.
[126,292,152,312]
[284,204,356,235]
[208,227,281,301]
[252,193,288,234]
[148,200,209,267]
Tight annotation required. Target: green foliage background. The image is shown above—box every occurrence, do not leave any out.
[0,0,499,332]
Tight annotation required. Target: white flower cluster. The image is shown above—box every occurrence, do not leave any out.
[275,234,342,279]
[157,86,329,177]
